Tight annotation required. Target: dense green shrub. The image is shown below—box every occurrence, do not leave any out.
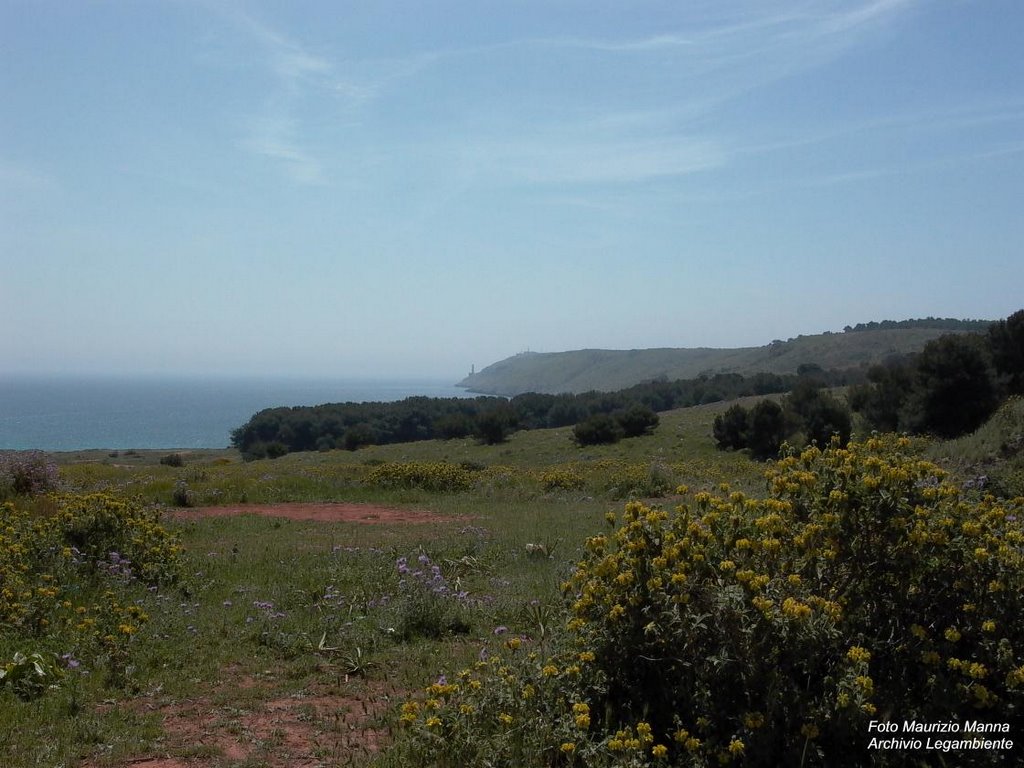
[713,404,749,450]
[614,405,660,438]
[574,414,625,446]
[848,359,915,433]
[746,400,787,459]
[392,437,1024,767]
[988,309,1024,395]
[475,405,519,445]
[903,334,999,438]
[784,381,852,447]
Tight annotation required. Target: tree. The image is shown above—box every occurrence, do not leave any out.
[474,405,518,445]
[902,334,998,438]
[848,359,915,433]
[713,404,749,450]
[573,413,624,446]
[988,308,1024,395]
[784,380,852,447]
[746,400,786,459]
[613,405,659,438]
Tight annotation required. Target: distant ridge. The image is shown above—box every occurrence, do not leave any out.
[458,321,992,396]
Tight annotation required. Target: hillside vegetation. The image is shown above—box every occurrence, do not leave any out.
[459,324,984,396]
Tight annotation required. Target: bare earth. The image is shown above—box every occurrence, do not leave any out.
[85,671,392,768]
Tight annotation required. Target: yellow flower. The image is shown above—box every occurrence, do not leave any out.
[652,743,668,758]
[855,675,874,695]
[728,738,745,755]
[560,742,576,754]
[846,646,871,664]
[966,662,988,679]
[743,712,764,729]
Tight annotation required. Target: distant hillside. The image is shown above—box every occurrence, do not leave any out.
[459,324,989,396]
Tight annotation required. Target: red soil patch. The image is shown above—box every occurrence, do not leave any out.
[84,674,394,768]
[167,502,454,525]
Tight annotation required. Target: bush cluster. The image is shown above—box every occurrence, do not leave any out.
[0,493,181,692]
[713,383,851,459]
[365,462,476,493]
[574,406,660,446]
[392,437,1024,766]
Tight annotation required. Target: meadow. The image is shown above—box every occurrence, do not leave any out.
[2,398,1022,767]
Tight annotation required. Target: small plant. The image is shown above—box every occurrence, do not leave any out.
[0,651,61,701]
[159,452,184,467]
[0,450,59,497]
[392,553,472,640]
[172,480,193,507]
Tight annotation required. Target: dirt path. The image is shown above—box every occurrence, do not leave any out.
[167,502,456,525]
[84,672,393,768]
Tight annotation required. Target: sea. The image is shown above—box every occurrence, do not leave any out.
[0,375,473,452]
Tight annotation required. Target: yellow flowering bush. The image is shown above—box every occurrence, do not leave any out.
[366,461,475,492]
[391,437,1023,767]
[1,493,180,689]
[539,467,586,492]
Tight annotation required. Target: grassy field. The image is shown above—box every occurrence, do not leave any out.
[3,397,1021,767]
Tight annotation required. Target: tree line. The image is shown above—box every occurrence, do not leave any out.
[231,369,855,460]
[714,309,1024,458]
[842,317,993,333]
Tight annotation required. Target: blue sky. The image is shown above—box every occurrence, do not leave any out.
[2,0,1022,380]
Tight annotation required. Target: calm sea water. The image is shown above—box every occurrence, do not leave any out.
[0,376,471,451]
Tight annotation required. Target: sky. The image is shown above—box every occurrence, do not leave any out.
[2,0,1022,380]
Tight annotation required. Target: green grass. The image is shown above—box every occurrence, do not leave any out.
[55,402,766,509]
[9,397,1020,766]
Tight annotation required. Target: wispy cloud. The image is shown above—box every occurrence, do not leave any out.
[212,0,920,191]
[231,9,330,85]
[217,7,334,185]
[240,115,324,186]
[464,133,724,186]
